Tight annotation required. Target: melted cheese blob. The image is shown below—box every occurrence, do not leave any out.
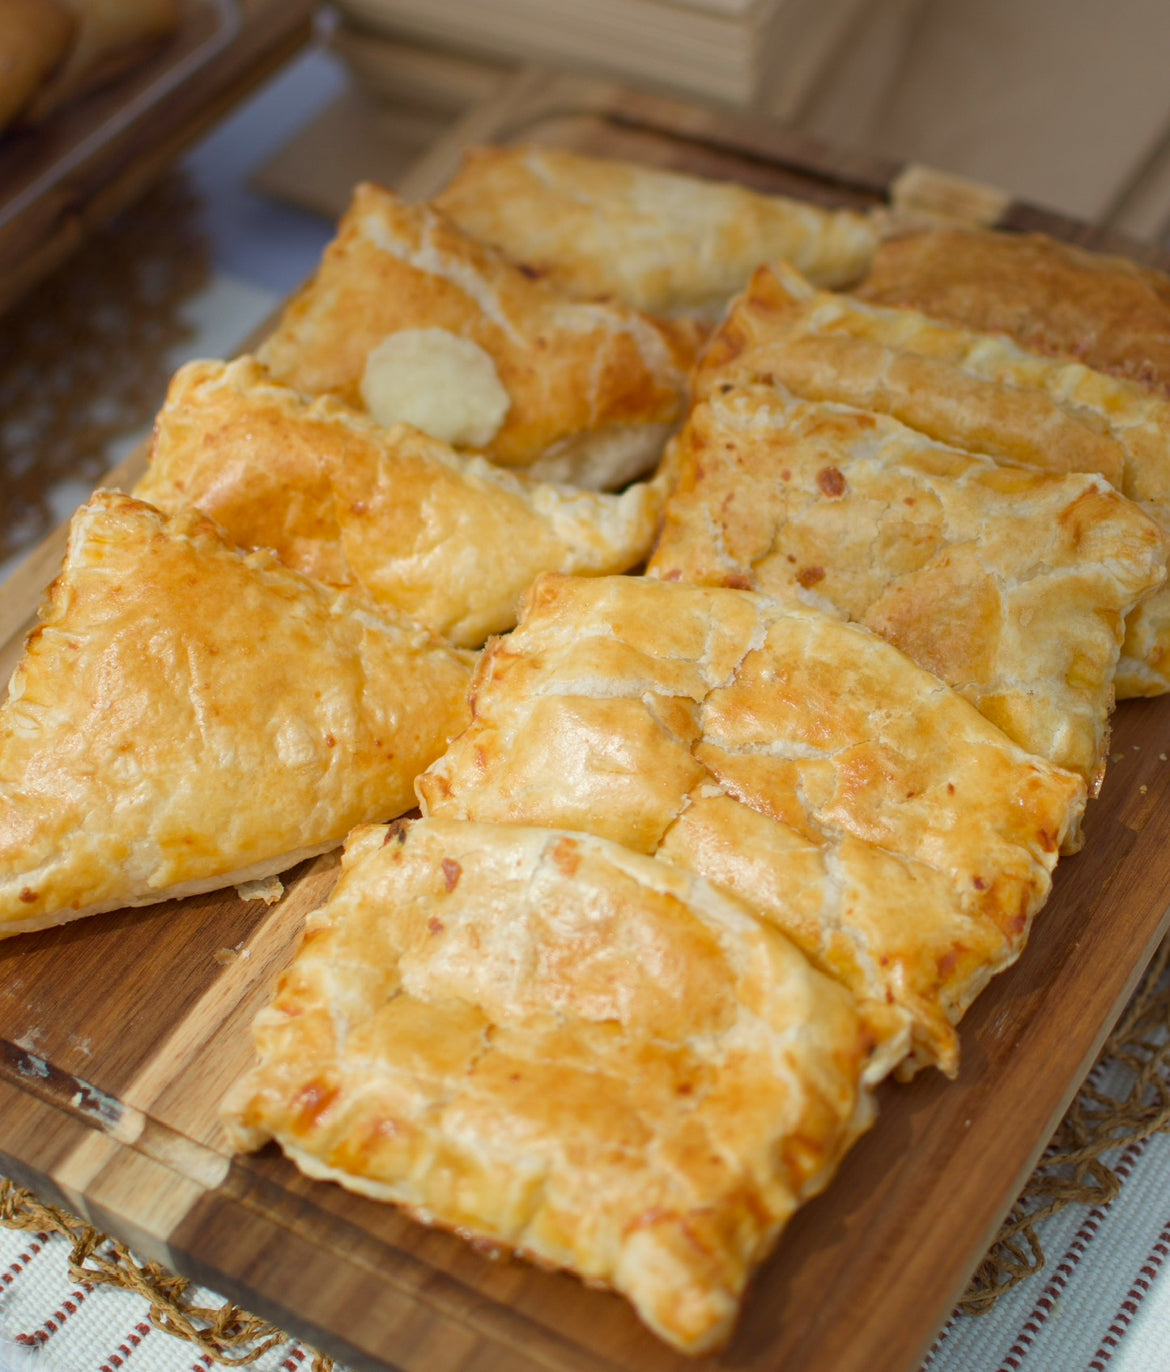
[360,328,511,448]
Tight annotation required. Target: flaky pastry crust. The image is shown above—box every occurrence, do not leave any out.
[699,261,1170,698]
[256,183,704,488]
[856,227,1170,397]
[222,816,880,1354]
[0,492,475,936]
[433,144,879,317]
[419,574,1085,1073]
[647,386,1167,792]
[135,357,671,647]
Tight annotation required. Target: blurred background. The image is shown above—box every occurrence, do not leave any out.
[5,0,1170,587]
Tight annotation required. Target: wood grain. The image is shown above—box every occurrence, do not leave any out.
[3,70,1170,1372]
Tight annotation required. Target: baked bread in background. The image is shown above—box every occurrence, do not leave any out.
[23,0,180,120]
[0,0,76,131]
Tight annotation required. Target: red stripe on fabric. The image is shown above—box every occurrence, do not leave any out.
[2,1238,43,1285]
[1084,1210,1170,1367]
[991,1141,1147,1372]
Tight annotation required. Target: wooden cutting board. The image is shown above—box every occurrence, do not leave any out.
[3,69,1170,1372]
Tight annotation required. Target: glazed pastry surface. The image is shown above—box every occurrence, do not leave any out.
[856,227,1170,398]
[647,386,1167,791]
[433,143,879,316]
[136,357,670,647]
[256,183,704,488]
[222,816,880,1354]
[700,260,1170,697]
[419,574,1085,1072]
[0,492,475,936]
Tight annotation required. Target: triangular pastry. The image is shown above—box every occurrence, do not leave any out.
[135,357,671,648]
[222,816,882,1354]
[256,182,705,490]
[646,385,1167,792]
[699,261,1170,697]
[418,574,1086,1073]
[432,143,879,317]
[0,492,475,937]
[856,226,1170,397]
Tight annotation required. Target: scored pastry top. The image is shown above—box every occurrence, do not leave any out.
[647,384,1167,791]
[222,815,881,1355]
[256,182,706,489]
[0,492,475,936]
[419,573,1086,1073]
[136,357,671,648]
[691,259,1170,699]
[433,143,880,316]
[855,226,1170,397]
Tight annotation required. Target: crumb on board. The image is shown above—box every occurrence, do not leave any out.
[236,874,285,904]
[213,941,253,966]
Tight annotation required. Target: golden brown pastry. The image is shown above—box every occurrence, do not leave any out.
[222,816,883,1354]
[256,183,705,490]
[0,492,475,937]
[432,143,879,317]
[419,574,1086,1073]
[135,357,671,648]
[700,261,1170,697]
[646,386,1167,792]
[856,226,1170,397]
[0,0,75,130]
[25,0,180,119]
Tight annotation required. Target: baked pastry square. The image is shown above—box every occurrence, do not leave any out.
[0,492,475,937]
[699,261,1170,698]
[432,143,879,317]
[646,386,1167,791]
[135,357,670,648]
[256,182,705,490]
[222,815,882,1354]
[419,574,1085,1073]
[856,226,1170,397]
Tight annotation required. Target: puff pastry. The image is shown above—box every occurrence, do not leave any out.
[256,183,705,490]
[135,357,670,648]
[0,492,475,937]
[700,261,1170,698]
[646,386,1167,792]
[856,227,1170,397]
[222,815,882,1354]
[432,144,879,317]
[419,573,1085,1073]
